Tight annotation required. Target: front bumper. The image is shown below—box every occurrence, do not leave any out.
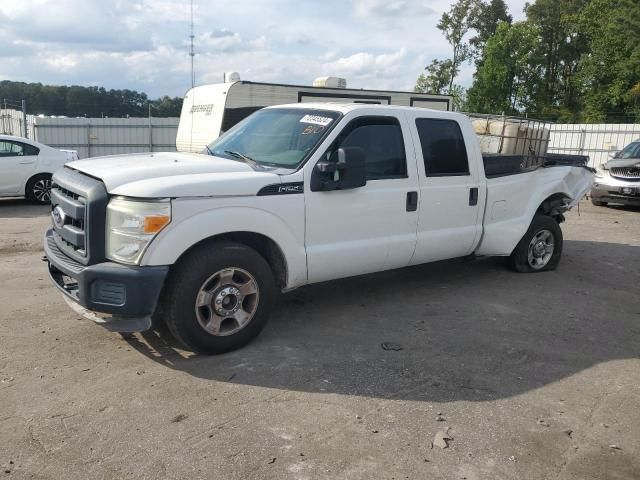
[591,175,640,206]
[44,229,169,332]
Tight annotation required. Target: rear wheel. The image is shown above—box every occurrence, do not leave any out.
[162,241,276,354]
[25,173,52,204]
[509,214,563,273]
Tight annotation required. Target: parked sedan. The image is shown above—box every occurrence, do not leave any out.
[591,140,640,207]
[0,135,78,204]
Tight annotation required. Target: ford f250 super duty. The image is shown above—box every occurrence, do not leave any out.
[44,104,594,354]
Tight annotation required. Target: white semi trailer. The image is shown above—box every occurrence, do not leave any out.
[176,78,452,153]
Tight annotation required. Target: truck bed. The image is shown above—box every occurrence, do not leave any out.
[482,153,591,178]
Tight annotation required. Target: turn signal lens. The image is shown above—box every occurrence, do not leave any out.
[144,215,170,233]
[106,198,171,264]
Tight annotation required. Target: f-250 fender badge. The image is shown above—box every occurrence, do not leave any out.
[257,182,304,196]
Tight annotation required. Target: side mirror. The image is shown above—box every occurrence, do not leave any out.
[310,147,367,191]
[609,151,620,159]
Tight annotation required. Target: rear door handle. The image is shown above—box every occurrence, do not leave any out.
[469,187,479,206]
[406,191,418,212]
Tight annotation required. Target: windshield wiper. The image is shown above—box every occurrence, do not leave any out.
[224,150,259,168]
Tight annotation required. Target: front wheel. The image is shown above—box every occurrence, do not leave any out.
[25,173,52,204]
[162,241,276,354]
[509,214,563,273]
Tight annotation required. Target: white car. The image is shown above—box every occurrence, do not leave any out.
[0,135,78,204]
[44,104,594,354]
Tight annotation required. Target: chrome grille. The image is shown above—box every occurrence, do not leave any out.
[51,182,87,256]
[610,166,640,181]
[54,185,81,200]
[50,167,108,266]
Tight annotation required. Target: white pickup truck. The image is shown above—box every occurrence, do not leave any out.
[44,104,593,354]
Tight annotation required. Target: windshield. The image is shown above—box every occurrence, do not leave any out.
[617,142,640,159]
[205,108,341,169]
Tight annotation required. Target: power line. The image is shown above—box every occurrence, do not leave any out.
[189,0,195,89]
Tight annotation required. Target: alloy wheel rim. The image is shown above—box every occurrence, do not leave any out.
[33,178,51,202]
[527,229,554,269]
[194,267,259,336]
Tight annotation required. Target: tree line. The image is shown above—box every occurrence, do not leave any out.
[415,0,640,122]
[0,80,183,118]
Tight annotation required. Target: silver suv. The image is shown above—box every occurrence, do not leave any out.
[591,140,640,207]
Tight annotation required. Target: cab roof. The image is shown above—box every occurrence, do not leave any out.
[264,102,466,120]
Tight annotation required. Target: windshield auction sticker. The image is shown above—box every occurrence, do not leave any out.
[300,115,333,126]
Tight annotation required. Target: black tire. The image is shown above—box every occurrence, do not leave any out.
[161,241,276,354]
[591,198,607,207]
[509,214,563,273]
[25,173,52,205]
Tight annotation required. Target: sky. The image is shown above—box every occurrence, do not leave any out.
[0,0,529,99]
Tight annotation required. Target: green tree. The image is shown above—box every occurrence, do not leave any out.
[575,0,640,122]
[415,60,466,111]
[524,0,590,118]
[468,0,512,57]
[151,96,184,117]
[0,80,182,117]
[414,59,454,94]
[448,84,467,112]
[466,22,541,113]
[437,0,475,91]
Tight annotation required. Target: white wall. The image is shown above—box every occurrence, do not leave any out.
[6,108,640,167]
[33,116,179,159]
[548,124,640,167]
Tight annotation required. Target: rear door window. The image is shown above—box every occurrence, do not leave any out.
[415,118,469,176]
[22,143,40,156]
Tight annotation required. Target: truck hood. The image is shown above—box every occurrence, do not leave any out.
[66,152,282,197]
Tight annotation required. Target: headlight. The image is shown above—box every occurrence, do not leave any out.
[106,198,171,264]
[595,164,607,178]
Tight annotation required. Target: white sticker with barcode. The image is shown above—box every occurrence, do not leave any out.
[300,114,333,126]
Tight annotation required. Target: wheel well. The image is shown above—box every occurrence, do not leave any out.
[536,193,571,223]
[174,232,288,288]
[24,172,52,196]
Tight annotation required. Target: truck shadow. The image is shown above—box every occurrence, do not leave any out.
[126,239,640,403]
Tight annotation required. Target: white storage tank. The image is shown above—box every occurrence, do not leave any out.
[312,77,347,89]
[471,116,550,156]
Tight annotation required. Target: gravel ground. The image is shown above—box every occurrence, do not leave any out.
[1,198,639,480]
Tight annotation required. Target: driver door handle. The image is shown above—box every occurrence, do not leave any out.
[469,187,479,206]
[406,191,418,212]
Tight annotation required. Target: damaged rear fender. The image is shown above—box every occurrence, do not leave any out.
[476,166,594,256]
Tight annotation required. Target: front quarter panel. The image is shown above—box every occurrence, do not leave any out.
[140,194,307,289]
